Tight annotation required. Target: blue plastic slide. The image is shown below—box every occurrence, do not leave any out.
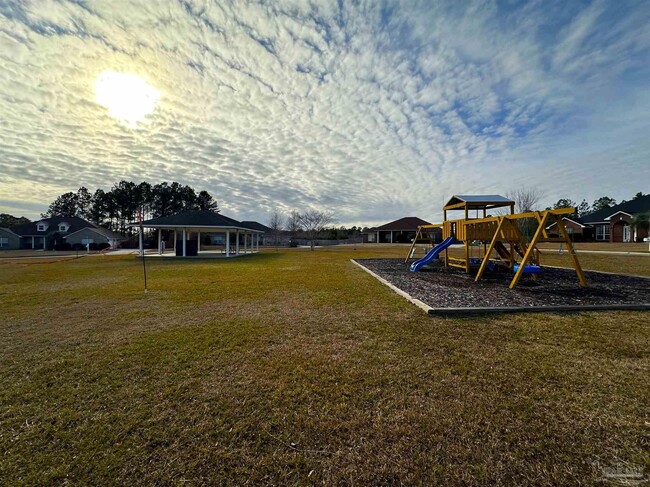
[409,236,456,272]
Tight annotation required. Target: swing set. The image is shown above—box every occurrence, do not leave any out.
[405,195,587,289]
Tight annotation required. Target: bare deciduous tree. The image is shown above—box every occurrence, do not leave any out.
[507,187,545,213]
[286,210,302,238]
[296,210,335,250]
[268,211,285,250]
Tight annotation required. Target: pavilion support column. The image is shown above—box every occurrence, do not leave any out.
[226,230,230,257]
[174,230,177,249]
[158,229,162,255]
[198,231,201,253]
[244,232,248,254]
[236,230,240,255]
[182,228,187,257]
[256,233,259,251]
[32,236,35,249]
[390,231,393,244]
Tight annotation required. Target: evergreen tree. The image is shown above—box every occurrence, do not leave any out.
[43,192,79,217]
[197,190,219,212]
[76,187,93,219]
[592,196,617,212]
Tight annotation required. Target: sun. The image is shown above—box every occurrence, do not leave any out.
[95,70,160,128]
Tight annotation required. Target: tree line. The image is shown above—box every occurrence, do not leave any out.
[42,181,219,234]
[506,189,646,218]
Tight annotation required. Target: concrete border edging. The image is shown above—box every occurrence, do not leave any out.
[427,304,650,316]
[351,259,650,316]
[350,259,433,314]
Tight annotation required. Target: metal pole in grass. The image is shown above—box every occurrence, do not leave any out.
[139,208,147,293]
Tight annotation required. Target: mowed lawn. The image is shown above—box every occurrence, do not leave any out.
[1,246,648,485]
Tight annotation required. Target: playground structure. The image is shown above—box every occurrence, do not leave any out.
[405,195,587,289]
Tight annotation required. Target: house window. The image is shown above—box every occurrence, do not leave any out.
[37,224,45,231]
[0,237,8,248]
[59,225,67,232]
[595,225,610,241]
[81,238,94,245]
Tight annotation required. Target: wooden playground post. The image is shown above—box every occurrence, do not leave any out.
[482,208,487,256]
[555,217,587,288]
[464,205,470,273]
[475,216,505,282]
[405,227,421,264]
[443,209,448,267]
[509,212,549,289]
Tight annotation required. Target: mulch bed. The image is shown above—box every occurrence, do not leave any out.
[354,258,650,311]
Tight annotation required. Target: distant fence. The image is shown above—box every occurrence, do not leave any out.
[290,237,363,247]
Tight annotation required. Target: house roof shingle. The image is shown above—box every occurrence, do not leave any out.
[372,217,432,231]
[579,195,650,224]
[10,216,100,236]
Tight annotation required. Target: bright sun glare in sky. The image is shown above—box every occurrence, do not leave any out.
[95,70,160,128]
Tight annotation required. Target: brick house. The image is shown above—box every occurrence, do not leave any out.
[363,217,436,243]
[546,195,650,243]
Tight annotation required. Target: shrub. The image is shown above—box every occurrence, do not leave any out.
[53,243,72,251]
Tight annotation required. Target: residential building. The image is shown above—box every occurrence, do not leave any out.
[363,217,434,243]
[0,228,21,250]
[546,195,650,242]
[3,216,124,250]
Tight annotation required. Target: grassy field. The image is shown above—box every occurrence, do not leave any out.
[536,242,649,253]
[1,246,648,485]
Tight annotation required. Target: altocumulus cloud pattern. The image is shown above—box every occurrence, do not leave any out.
[0,0,648,223]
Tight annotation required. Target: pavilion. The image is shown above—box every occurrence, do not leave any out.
[130,210,264,257]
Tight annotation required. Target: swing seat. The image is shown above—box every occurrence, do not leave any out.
[513,264,542,274]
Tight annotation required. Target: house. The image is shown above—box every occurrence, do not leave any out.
[3,216,124,250]
[546,195,650,242]
[0,227,21,250]
[363,217,434,243]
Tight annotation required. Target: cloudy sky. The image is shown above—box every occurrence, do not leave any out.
[0,0,648,225]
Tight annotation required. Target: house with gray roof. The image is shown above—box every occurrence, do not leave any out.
[363,217,434,243]
[2,216,124,250]
[547,195,650,242]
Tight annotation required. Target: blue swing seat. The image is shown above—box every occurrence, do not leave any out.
[513,264,542,274]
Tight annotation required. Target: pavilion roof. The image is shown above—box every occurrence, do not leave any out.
[131,210,263,232]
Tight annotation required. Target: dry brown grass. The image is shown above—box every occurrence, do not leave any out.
[536,242,649,252]
[0,246,648,485]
